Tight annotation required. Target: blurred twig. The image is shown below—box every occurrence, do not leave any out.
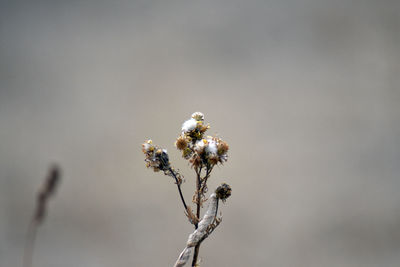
[23,165,61,267]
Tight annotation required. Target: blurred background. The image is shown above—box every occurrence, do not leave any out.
[1,0,400,266]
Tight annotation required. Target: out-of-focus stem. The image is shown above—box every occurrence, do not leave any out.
[23,220,38,267]
[23,165,60,267]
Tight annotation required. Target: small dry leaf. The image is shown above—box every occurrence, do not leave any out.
[185,206,199,225]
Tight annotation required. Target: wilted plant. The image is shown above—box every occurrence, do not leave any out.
[142,112,232,266]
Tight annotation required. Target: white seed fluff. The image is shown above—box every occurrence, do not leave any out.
[205,139,217,154]
[182,118,197,133]
[194,140,206,152]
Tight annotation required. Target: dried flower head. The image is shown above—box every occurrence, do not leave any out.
[189,136,229,168]
[176,113,228,169]
[215,183,232,201]
[182,118,198,133]
[217,139,229,156]
[142,140,170,172]
[142,139,154,153]
[191,112,204,121]
[175,135,188,150]
[181,112,209,140]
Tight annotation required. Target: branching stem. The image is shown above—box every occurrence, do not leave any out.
[192,164,214,266]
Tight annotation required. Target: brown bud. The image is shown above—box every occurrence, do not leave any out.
[175,136,188,150]
[217,141,229,156]
[215,183,232,201]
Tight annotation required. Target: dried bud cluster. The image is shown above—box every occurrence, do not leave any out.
[176,112,229,168]
[142,139,184,186]
[142,140,170,173]
[215,183,232,202]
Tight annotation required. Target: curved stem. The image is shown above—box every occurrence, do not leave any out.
[169,168,188,211]
[199,165,213,197]
[198,198,220,244]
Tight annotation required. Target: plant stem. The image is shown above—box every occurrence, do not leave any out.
[199,165,213,197]
[192,165,204,266]
[169,168,188,211]
[195,166,202,228]
[192,245,200,266]
[23,220,38,267]
[198,198,220,244]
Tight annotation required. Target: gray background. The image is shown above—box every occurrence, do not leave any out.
[1,0,400,266]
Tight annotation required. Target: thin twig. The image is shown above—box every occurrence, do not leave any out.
[199,165,213,197]
[192,244,200,266]
[194,165,203,229]
[169,168,188,211]
[192,165,206,266]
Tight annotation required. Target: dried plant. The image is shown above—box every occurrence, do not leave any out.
[24,165,61,267]
[142,112,232,266]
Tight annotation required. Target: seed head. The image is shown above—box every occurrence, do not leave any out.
[142,140,154,153]
[142,140,170,172]
[191,112,204,121]
[217,140,229,156]
[175,136,188,150]
[176,112,229,168]
[215,183,232,201]
[182,118,197,133]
